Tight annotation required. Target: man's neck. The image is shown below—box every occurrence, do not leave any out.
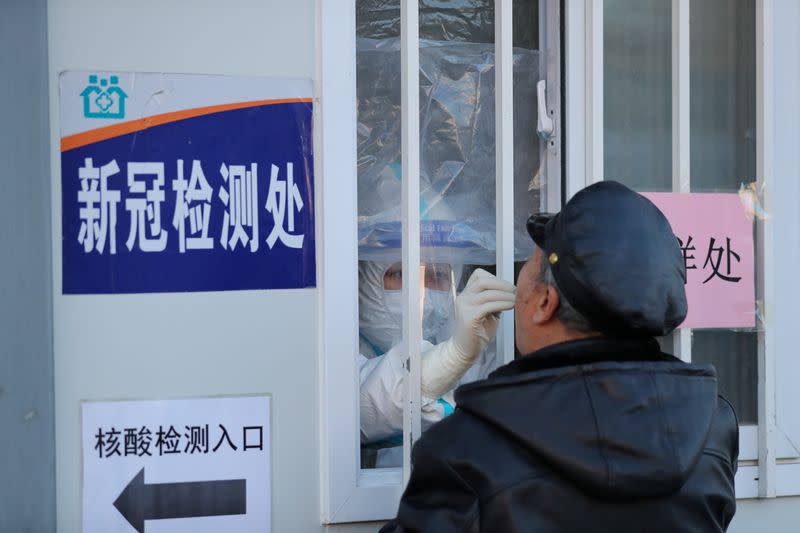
[520,325,601,356]
[494,336,671,379]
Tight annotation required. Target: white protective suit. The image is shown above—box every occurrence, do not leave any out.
[358,261,515,467]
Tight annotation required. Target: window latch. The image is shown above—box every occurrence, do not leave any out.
[536,80,555,140]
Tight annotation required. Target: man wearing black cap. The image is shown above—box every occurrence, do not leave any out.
[380,181,738,532]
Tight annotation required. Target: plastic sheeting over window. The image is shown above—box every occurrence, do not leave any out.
[356,0,538,47]
[356,37,541,264]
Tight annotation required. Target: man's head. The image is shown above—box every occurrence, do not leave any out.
[515,181,688,354]
[515,247,598,354]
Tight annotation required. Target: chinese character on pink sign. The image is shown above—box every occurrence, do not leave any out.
[641,193,755,329]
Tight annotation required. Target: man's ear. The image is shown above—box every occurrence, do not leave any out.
[532,285,561,324]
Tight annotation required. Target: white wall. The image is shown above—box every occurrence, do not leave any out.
[46,1,356,532]
[730,497,800,533]
[48,2,800,532]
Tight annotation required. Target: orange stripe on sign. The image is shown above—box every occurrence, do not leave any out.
[61,97,313,152]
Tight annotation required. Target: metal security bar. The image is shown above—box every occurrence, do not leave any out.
[671,0,692,364]
[495,0,515,366]
[585,0,604,186]
[755,0,776,499]
[541,0,562,212]
[400,0,422,487]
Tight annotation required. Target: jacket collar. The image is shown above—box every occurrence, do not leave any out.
[491,336,678,379]
[455,335,720,501]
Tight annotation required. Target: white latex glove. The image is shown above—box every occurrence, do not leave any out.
[420,268,516,399]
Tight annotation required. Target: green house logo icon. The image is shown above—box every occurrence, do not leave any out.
[81,75,127,119]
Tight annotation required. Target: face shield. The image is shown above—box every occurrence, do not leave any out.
[358,261,461,355]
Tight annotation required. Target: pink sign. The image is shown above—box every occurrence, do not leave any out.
[642,193,755,329]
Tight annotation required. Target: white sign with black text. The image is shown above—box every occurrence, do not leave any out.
[82,395,271,533]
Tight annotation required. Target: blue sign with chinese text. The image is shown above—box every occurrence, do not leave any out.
[60,74,315,294]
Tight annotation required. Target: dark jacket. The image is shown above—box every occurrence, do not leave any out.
[381,337,739,532]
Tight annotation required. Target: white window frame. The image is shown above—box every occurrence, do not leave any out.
[564,0,800,500]
[320,0,800,519]
[765,0,800,498]
[319,0,562,522]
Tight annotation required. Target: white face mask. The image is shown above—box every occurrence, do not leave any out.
[381,287,454,347]
[421,288,454,343]
[379,290,403,351]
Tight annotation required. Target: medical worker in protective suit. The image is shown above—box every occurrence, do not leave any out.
[358,259,516,467]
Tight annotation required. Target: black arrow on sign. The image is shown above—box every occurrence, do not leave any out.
[113,467,246,533]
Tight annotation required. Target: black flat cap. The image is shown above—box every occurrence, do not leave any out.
[527,181,687,336]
